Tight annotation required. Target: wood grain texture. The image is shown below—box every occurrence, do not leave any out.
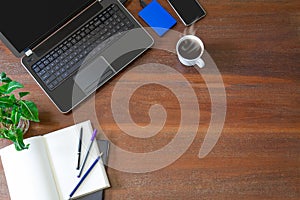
[0,0,299,199]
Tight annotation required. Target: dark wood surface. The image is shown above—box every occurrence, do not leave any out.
[0,0,299,199]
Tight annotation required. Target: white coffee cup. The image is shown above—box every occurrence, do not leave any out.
[176,35,205,68]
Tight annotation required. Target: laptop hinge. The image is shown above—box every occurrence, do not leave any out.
[24,49,33,57]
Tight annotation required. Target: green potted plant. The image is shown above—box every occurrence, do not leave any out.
[0,72,39,151]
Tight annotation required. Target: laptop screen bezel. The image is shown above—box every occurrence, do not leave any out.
[0,0,96,58]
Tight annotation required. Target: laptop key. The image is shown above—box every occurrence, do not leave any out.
[62,72,69,79]
[48,84,54,90]
[38,69,46,77]
[45,75,56,84]
[52,80,58,87]
[68,62,80,74]
[42,72,50,81]
[32,65,40,73]
[57,76,63,82]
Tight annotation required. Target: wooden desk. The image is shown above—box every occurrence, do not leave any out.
[0,0,299,199]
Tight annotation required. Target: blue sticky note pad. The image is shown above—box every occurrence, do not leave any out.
[138,0,176,36]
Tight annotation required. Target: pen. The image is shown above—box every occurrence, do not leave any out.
[69,153,103,199]
[77,129,97,178]
[76,127,83,170]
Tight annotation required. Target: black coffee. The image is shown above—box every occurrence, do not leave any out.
[178,38,202,60]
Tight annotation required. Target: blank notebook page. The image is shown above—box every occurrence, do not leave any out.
[0,137,59,200]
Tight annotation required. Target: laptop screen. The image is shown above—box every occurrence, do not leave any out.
[0,0,94,54]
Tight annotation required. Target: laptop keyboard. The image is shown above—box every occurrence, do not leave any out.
[32,4,134,91]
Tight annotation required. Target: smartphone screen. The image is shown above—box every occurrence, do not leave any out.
[168,0,206,26]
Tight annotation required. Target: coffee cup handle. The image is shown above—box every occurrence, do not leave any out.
[195,58,205,68]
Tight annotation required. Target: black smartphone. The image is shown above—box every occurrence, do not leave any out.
[167,0,206,26]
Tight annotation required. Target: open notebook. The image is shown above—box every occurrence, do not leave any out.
[0,120,110,200]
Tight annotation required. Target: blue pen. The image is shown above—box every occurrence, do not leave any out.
[69,154,102,198]
[78,129,97,178]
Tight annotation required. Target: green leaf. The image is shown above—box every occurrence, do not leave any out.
[0,107,11,124]
[11,107,21,125]
[0,72,12,83]
[6,81,24,94]
[2,118,13,125]
[0,128,29,151]
[0,81,23,94]
[0,128,6,139]
[20,100,39,122]
[0,129,8,139]
[2,129,15,141]
[19,92,30,98]
[0,72,6,80]
[13,128,29,151]
[0,96,13,107]
[9,94,17,102]
[0,83,8,94]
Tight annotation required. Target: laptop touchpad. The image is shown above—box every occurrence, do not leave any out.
[74,56,114,95]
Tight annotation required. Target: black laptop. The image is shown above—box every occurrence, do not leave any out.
[0,0,153,113]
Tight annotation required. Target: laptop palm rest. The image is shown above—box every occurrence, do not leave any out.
[73,28,153,96]
[74,56,114,95]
